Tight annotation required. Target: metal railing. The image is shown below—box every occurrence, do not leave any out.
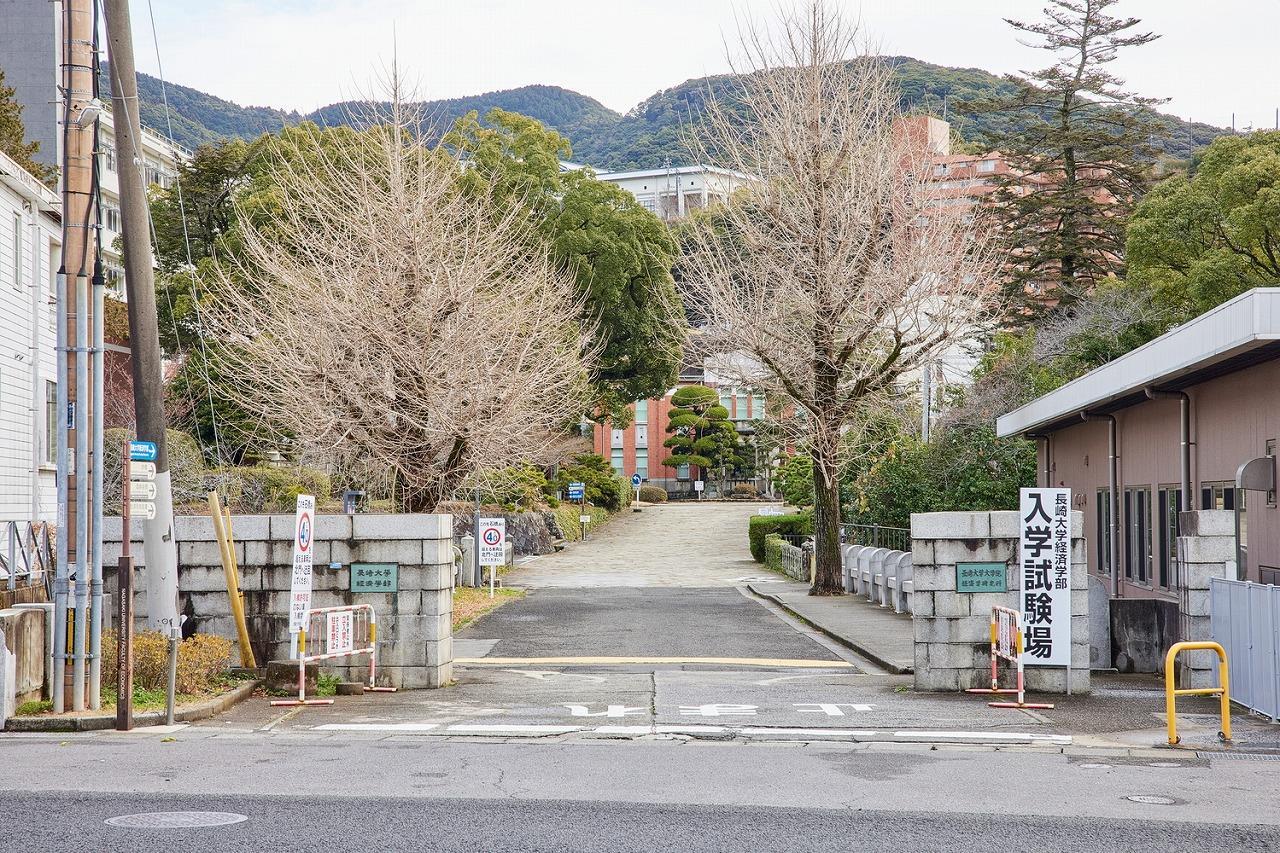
[840,523,910,552]
[1,520,54,595]
[776,533,813,548]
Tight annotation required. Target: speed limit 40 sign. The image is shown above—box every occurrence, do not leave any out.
[478,518,506,567]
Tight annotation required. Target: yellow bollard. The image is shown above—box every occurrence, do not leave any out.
[1163,641,1231,746]
[208,491,257,668]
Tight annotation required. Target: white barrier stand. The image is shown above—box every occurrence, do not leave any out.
[270,604,397,707]
[965,606,1054,710]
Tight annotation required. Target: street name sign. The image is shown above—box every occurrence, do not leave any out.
[1019,487,1071,668]
[478,518,506,567]
[288,494,316,633]
[128,440,157,462]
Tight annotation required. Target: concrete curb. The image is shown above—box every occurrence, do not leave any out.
[2,677,262,733]
[747,584,913,675]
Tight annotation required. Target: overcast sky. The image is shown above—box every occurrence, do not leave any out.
[134,1,1278,131]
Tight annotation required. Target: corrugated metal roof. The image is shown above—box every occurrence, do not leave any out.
[996,288,1280,437]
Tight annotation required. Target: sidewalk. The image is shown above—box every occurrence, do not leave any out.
[748,580,914,674]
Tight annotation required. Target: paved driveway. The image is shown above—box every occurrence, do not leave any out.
[511,501,779,587]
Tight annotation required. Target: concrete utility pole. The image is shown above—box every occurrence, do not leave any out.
[55,0,102,713]
[102,0,180,630]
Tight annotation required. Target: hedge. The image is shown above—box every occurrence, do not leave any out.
[763,533,785,574]
[638,485,667,503]
[748,512,813,562]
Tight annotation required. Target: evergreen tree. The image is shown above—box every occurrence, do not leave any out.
[966,0,1166,311]
[0,68,56,184]
[661,385,739,489]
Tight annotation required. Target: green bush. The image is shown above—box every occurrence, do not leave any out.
[748,512,813,562]
[473,466,552,511]
[553,503,610,541]
[730,483,760,499]
[638,484,667,503]
[776,454,814,508]
[102,630,232,694]
[219,464,333,513]
[763,533,785,574]
[553,453,627,512]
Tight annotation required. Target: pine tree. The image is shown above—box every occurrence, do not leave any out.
[0,68,56,184]
[661,385,739,489]
[966,0,1166,312]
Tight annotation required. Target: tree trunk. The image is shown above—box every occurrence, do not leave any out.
[809,452,844,596]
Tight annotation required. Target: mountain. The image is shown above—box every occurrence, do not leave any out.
[112,57,1227,167]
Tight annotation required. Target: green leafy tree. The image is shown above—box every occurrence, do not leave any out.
[0,68,56,184]
[1126,131,1280,323]
[445,109,684,424]
[661,385,738,487]
[775,454,814,508]
[965,0,1166,310]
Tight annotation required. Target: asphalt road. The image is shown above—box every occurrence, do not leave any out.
[8,790,1280,853]
[458,586,846,661]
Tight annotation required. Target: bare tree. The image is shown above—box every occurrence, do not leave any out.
[203,100,592,512]
[682,1,1001,594]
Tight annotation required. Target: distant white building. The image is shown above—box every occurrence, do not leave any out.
[594,164,750,222]
[0,150,61,522]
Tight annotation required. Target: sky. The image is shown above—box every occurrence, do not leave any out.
[133,1,1279,132]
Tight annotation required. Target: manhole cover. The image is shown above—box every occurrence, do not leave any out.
[1125,795,1177,806]
[105,812,249,829]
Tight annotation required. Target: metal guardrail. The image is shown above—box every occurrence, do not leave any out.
[1,521,54,595]
[840,523,910,552]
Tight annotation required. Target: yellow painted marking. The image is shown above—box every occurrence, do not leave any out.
[455,656,854,669]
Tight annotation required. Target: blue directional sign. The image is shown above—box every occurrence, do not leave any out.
[128,440,158,462]
[567,482,585,500]
[631,474,643,487]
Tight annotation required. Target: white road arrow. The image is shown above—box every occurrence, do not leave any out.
[564,704,645,718]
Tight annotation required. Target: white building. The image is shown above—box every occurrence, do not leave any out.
[0,150,61,523]
[594,164,750,222]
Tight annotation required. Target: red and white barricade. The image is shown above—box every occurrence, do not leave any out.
[271,604,397,707]
[965,606,1054,710]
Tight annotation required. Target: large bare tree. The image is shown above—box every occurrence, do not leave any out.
[204,105,592,512]
[682,2,1000,594]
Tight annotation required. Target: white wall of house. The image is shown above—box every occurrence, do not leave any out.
[595,165,748,221]
[0,151,60,523]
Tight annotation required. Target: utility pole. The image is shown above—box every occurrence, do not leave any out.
[103,0,180,630]
[55,0,102,713]
[920,363,933,443]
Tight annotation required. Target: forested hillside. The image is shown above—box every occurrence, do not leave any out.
[109,57,1226,167]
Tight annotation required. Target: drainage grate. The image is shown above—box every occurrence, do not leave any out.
[1125,795,1177,805]
[105,812,249,829]
[1197,751,1280,761]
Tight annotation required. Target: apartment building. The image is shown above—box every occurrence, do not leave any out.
[0,150,61,523]
[594,164,750,222]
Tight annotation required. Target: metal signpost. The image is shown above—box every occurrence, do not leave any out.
[568,482,587,540]
[478,518,506,599]
[632,473,643,505]
[288,495,316,660]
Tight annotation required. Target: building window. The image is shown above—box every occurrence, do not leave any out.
[610,428,624,449]
[932,163,947,176]
[1201,481,1235,511]
[11,212,22,291]
[1124,486,1152,584]
[45,381,57,465]
[752,394,765,420]
[101,141,117,172]
[1157,486,1182,589]
[610,447,624,474]
[634,400,647,424]
[676,463,690,481]
[636,448,648,479]
[735,390,748,421]
[977,159,996,173]
[1096,488,1111,577]
[719,390,733,412]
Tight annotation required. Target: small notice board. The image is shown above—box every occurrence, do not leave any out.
[350,562,398,593]
[956,562,1008,593]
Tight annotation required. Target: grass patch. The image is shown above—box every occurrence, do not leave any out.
[14,675,247,716]
[453,586,524,631]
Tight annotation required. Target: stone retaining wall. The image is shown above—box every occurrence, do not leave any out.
[910,510,1090,694]
[103,513,453,689]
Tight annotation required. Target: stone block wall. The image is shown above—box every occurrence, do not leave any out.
[910,510,1090,694]
[1175,510,1235,689]
[103,513,454,689]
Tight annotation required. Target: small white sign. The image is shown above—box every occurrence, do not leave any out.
[288,494,316,634]
[131,461,157,480]
[693,481,705,492]
[579,514,591,524]
[130,480,157,501]
[1019,487,1071,668]
[326,610,354,655]
[129,500,156,520]
[478,517,506,567]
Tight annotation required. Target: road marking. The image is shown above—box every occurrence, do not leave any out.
[892,731,1072,745]
[738,728,879,737]
[794,703,874,715]
[447,724,582,735]
[501,669,607,683]
[314,723,441,732]
[752,673,861,686]
[679,704,758,717]
[259,706,305,732]
[463,657,854,669]
[565,704,645,717]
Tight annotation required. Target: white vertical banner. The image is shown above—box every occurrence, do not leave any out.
[1019,487,1071,667]
[288,494,316,634]
[326,610,354,655]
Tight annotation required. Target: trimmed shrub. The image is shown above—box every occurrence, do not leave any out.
[220,465,332,514]
[638,485,667,503]
[730,483,760,500]
[553,503,610,541]
[763,533,785,574]
[102,630,233,694]
[748,512,813,562]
